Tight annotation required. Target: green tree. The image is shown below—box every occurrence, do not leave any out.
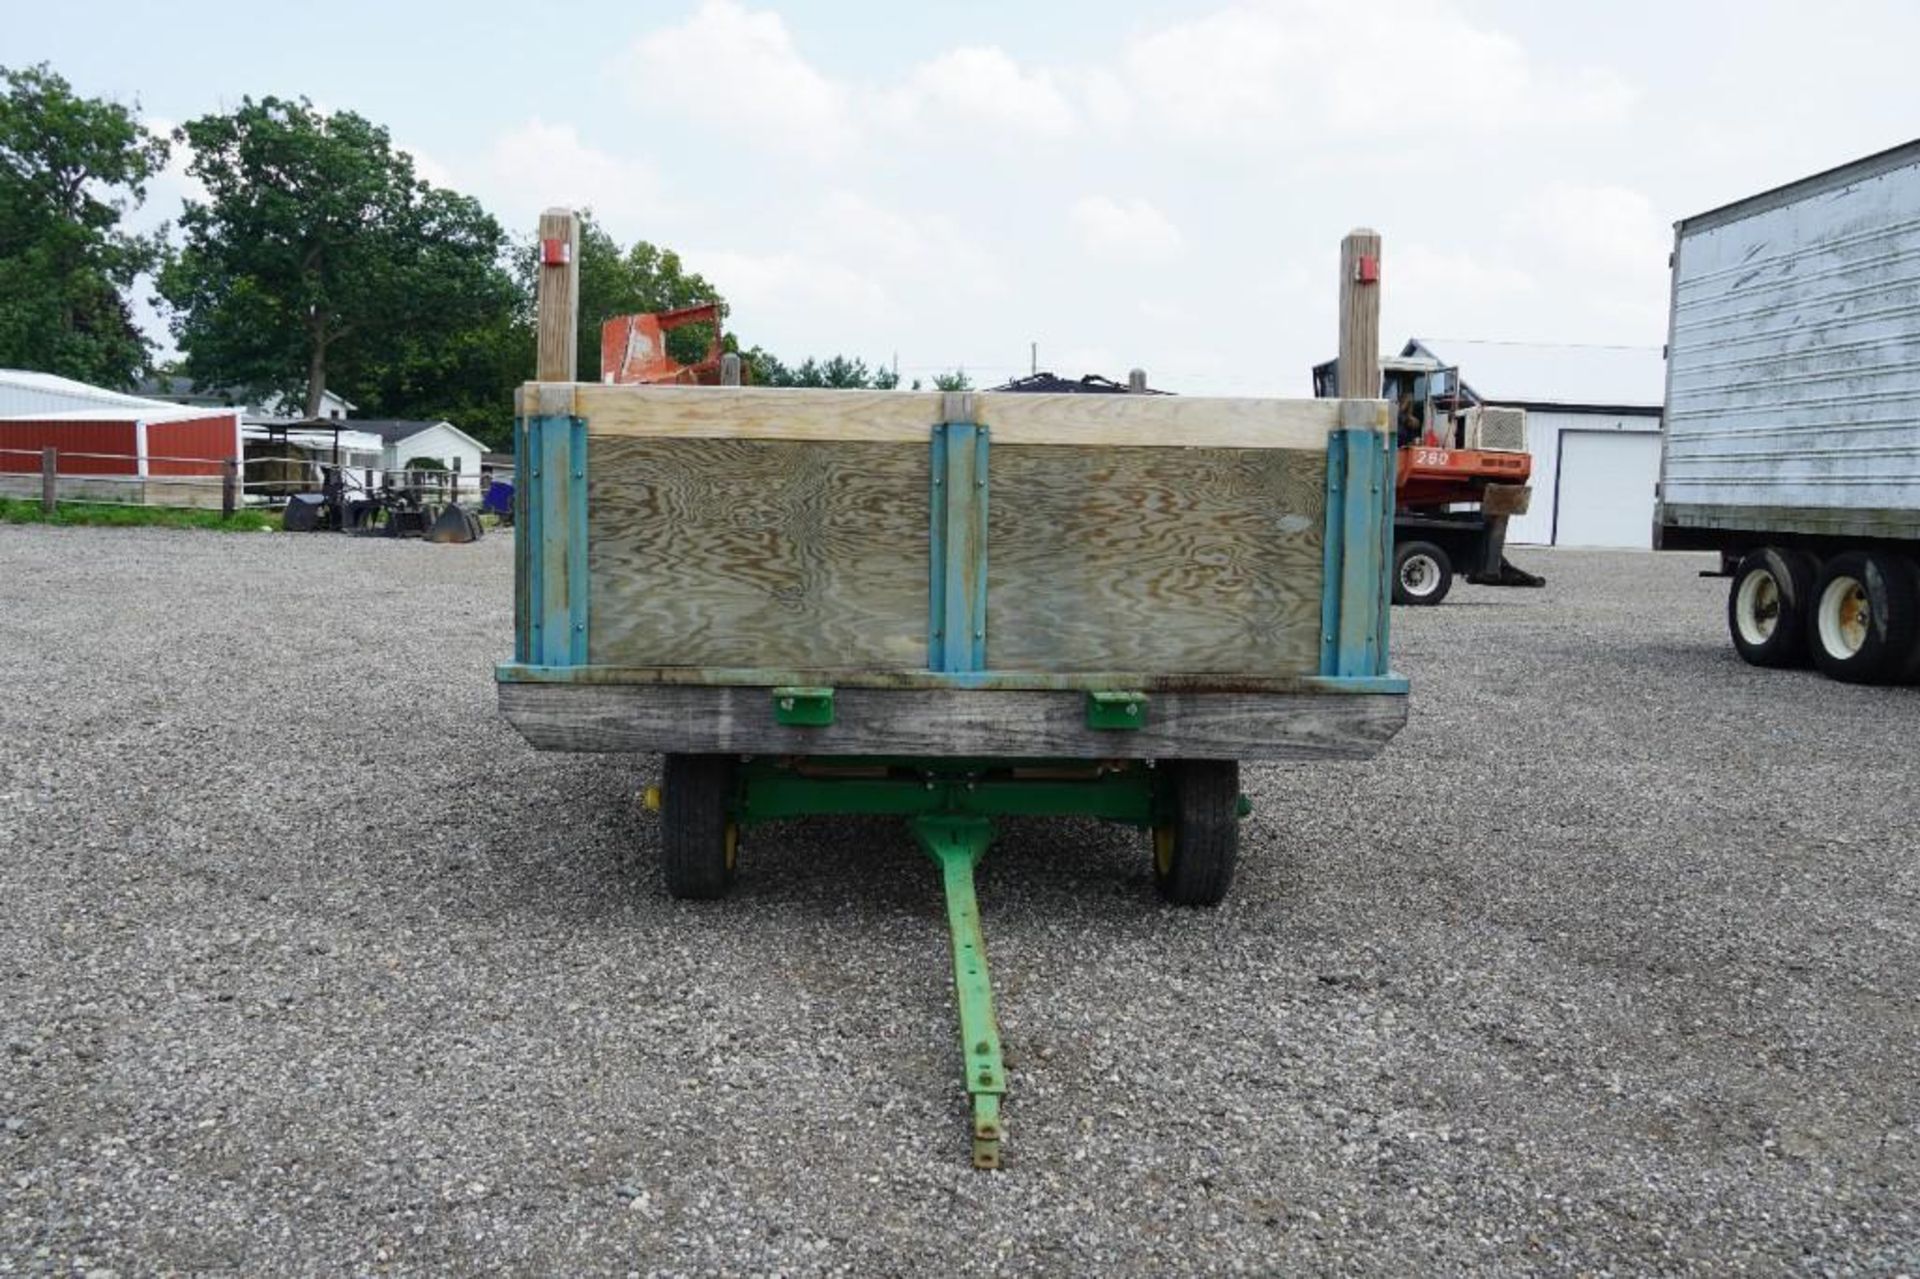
[931,368,972,392]
[741,345,897,389]
[160,97,517,426]
[0,63,168,387]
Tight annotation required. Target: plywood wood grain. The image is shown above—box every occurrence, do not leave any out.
[587,437,929,669]
[987,445,1327,675]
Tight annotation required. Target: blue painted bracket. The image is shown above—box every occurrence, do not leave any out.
[1318,405,1394,679]
[928,399,989,672]
[515,413,588,667]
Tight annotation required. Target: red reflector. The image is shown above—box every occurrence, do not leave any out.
[1355,254,1380,283]
[541,238,571,266]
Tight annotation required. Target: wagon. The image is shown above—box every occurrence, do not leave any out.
[498,211,1408,1166]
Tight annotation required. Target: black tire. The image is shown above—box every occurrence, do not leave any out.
[1152,760,1240,907]
[1808,550,1920,685]
[1393,540,1453,607]
[1727,547,1817,669]
[660,754,738,899]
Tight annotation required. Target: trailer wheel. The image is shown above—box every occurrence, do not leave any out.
[1810,551,1920,685]
[1152,760,1240,907]
[1393,541,1453,606]
[660,754,738,900]
[1727,547,1817,668]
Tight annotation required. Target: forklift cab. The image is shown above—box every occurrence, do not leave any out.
[1381,359,1464,448]
[1310,356,1467,448]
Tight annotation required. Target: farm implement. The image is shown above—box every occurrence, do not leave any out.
[498,211,1408,1166]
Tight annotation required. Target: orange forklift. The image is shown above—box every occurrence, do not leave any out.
[1313,354,1542,604]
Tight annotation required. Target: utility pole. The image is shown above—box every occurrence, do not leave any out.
[1030,342,1037,376]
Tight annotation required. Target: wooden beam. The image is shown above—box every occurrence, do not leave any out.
[499,682,1407,761]
[1338,228,1382,400]
[974,392,1336,448]
[575,384,944,442]
[561,383,1340,448]
[535,208,581,384]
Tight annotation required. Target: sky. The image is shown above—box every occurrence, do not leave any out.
[14,0,1920,395]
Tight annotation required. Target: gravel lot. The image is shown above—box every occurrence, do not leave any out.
[2,526,1917,1275]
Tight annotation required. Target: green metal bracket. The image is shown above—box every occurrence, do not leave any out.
[771,686,834,726]
[910,815,1006,1169]
[1086,689,1149,730]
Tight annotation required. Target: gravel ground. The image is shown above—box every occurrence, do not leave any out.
[2,526,1917,1276]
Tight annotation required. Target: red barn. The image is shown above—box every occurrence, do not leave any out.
[0,370,242,509]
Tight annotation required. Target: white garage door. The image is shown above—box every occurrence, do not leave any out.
[1555,430,1662,548]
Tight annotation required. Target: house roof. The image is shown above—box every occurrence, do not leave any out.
[0,369,241,424]
[350,418,490,454]
[1403,339,1666,412]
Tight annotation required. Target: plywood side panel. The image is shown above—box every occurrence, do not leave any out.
[987,445,1327,675]
[587,437,929,669]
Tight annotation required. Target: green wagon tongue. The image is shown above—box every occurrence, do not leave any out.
[910,816,1007,1170]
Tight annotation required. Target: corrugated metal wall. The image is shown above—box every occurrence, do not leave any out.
[0,421,140,474]
[149,414,238,475]
[1664,152,1920,522]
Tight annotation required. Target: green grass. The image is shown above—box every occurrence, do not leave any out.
[0,497,278,532]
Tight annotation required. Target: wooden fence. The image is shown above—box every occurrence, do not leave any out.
[0,445,511,516]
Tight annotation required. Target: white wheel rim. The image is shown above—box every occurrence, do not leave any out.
[1401,553,1440,597]
[1735,568,1782,646]
[1818,575,1869,658]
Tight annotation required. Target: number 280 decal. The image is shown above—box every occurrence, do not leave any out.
[1412,448,1452,467]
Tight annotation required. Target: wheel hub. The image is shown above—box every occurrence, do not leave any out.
[1820,575,1870,657]
[1736,569,1781,644]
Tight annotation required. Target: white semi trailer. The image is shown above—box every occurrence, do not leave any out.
[1657,139,1920,685]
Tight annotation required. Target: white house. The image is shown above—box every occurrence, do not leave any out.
[1403,339,1667,549]
[139,377,358,423]
[352,419,490,484]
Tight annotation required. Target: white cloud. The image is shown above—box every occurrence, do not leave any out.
[1070,196,1186,263]
[1115,0,1633,145]
[684,247,894,344]
[1505,181,1672,334]
[812,191,1005,295]
[398,143,456,192]
[1516,181,1671,274]
[1394,243,1535,301]
[607,0,1632,165]
[882,46,1079,142]
[624,0,855,160]
[483,119,667,230]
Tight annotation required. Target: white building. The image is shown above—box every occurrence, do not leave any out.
[354,420,490,484]
[1404,339,1667,548]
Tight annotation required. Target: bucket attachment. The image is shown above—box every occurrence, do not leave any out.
[282,493,326,532]
[426,502,484,544]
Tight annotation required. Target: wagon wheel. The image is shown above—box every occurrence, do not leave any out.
[660,754,739,900]
[1151,760,1240,907]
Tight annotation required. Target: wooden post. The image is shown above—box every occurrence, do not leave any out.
[1338,228,1383,400]
[720,351,741,387]
[41,447,56,513]
[222,458,238,519]
[536,207,582,383]
[1128,368,1147,393]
